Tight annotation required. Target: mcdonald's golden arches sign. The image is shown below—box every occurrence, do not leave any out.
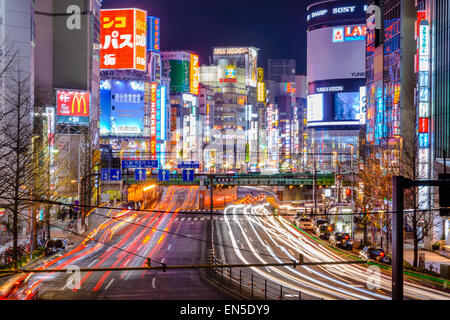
[57,90,90,118]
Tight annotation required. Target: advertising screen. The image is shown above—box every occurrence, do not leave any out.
[307,1,366,29]
[246,48,258,88]
[307,94,324,122]
[100,9,147,71]
[56,90,90,125]
[307,26,366,83]
[168,60,190,94]
[334,92,360,121]
[110,80,145,136]
[100,80,112,136]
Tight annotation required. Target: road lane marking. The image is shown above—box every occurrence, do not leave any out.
[105,278,115,290]
[161,258,165,264]
[87,259,98,268]
[181,218,185,221]
[168,244,172,251]
[152,277,156,289]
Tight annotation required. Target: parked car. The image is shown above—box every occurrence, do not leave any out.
[44,239,68,256]
[329,232,353,250]
[359,246,391,264]
[314,224,333,239]
[313,219,328,229]
[295,217,314,230]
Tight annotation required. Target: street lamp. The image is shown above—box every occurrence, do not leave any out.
[120,150,125,201]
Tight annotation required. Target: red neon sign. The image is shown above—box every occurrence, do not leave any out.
[419,117,429,133]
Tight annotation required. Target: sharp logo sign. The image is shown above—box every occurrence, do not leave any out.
[333,25,367,42]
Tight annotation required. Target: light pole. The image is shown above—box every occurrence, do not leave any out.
[120,150,125,201]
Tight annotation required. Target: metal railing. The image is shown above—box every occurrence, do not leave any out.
[205,255,320,300]
[206,218,320,300]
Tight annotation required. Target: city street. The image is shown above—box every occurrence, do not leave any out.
[214,202,450,300]
[3,186,231,300]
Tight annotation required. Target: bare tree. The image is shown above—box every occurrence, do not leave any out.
[79,130,100,229]
[0,58,34,268]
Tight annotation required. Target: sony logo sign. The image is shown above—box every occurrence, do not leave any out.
[333,6,356,14]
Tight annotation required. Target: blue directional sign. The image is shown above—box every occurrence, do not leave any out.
[110,169,121,181]
[182,169,195,182]
[158,169,171,182]
[101,169,110,181]
[122,160,159,169]
[178,161,200,169]
[135,169,147,181]
[74,200,80,213]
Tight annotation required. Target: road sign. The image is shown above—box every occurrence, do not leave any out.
[110,169,121,181]
[74,200,80,213]
[122,160,159,169]
[182,169,195,182]
[158,169,170,182]
[101,169,110,181]
[135,169,147,181]
[178,161,200,169]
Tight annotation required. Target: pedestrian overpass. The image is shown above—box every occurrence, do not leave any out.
[124,173,335,187]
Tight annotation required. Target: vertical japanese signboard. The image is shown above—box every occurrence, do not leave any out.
[100,9,147,71]
[417,15,431,210]
[190,54,199,95]
[147,16,160,52]
[150,82,157,160]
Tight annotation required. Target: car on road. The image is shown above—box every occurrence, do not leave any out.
[359,246,391,264]
[44,238,68,256]
[314,224,333,239]
[329,232,353,250]
[295,217,314,230]
[313,219,328,229]
[0,274,38,300]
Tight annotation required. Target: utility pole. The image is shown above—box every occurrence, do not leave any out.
[209,174,214,217]
[392,176,404,301]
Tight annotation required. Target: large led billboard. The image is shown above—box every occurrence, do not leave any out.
[56,90,90,125]
[307,94,324,122]
[307,1,367,29]
[109,80,145,136]
[307,26,366,83]
[334,92,360,121]
[100,9,147,71]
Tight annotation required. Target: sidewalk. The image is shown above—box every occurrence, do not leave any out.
[403,242,450,273]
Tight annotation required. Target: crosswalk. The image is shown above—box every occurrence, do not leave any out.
[174,216,248,222]
[176,216,223,222]
[181,209,222,214]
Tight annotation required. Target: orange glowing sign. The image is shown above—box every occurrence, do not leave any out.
[100,9,147,71]
[190,54,199,95]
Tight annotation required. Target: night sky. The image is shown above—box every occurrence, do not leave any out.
[100,0,310,74]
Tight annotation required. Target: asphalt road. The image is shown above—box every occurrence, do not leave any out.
[3,186,232,300]
[214,201,450,300]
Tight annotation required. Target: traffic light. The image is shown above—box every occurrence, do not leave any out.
[439,174,450,216]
